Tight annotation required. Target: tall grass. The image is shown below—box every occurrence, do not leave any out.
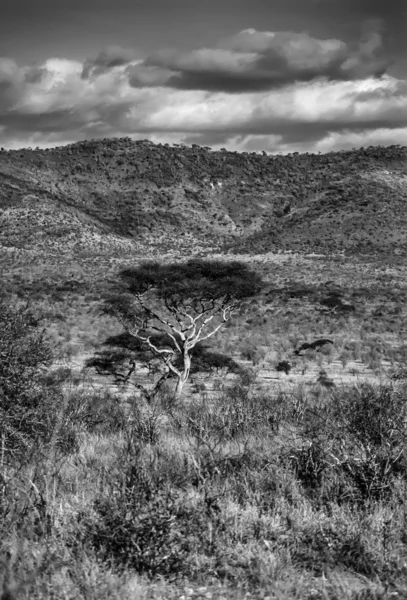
[2,372,407,598]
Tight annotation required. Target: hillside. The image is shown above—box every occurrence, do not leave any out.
[1,139,407,257]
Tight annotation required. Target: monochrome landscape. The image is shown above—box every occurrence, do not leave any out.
[1,0,407,598]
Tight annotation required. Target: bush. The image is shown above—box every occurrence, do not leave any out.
[80,453,226,579]
[239,342,266,365]
[334,384,407,449]
[288,384,407,504]
[85,467,186,577]
[63,389,127,435]
[0,301,64,461]
[330,384,407,501]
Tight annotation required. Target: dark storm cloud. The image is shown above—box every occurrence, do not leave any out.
[1,56,406,152]
[0,109,88,134]
[82,45,138,79]
[172,110,407,148]
[126,63,174,87]
[127,24,391,93]
[0,99,136,135]
[310,0,406,69]
[182,112,407,152]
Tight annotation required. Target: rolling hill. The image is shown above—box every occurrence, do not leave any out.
[1,138,407,257]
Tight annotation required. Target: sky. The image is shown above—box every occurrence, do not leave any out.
[1,0,406,153]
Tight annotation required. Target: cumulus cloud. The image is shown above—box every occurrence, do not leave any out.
[127,23,391,93]
[0,26,406,154]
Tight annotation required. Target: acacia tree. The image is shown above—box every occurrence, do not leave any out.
[93,259,263,398]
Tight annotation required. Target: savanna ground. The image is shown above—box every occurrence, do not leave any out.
[2,248,407,599]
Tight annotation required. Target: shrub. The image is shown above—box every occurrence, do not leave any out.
[0,301,64,461]
[240,342,265,365]
[80,454,226,579]
[84,466,186,577]
[330,384,407,501]
[328,384,406,449]
[288,384,407,504]
[63,389,127,436]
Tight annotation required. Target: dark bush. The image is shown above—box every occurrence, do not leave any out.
[63,389,127,435]
[0,301,63,461]
[81,456,226,579]
[288,384,407,504]
[332,383,407,449]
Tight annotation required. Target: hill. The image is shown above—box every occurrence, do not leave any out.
[1,138,407,257]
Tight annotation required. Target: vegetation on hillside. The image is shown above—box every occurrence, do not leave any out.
[1,139,407,256]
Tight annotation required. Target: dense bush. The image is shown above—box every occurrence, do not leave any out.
[0,301,65,461]
[80,450,227,579]
[288,384,407,504]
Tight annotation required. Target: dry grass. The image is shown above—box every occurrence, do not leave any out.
[2,376,407,599]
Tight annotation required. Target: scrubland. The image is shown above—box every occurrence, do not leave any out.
[2,251,407,600]
[2,361,407,599]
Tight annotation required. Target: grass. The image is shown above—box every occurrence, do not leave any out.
[2,375,407,599]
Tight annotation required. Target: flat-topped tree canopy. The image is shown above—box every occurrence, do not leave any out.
[118,259,263,306]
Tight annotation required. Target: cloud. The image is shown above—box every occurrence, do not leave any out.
[0,30,406,154]
[82,45,139,79]
[127,63,174,88]
[23,66,48,84]
[127,24,391,93]
[0,58,26,111]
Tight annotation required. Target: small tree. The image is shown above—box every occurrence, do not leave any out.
[92,259,263,398]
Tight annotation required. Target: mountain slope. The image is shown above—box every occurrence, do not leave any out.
[237,170,407,255]
[1,139,407,257]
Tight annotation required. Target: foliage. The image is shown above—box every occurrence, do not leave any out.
[2,381,407,597]
[63,388,127,435]
[116,259,263,302]
[80,448,226,579]
[83,462,189,577]
[0,301,65,460]
[288,384,407,504]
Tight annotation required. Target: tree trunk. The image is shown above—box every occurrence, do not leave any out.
[174,350,191,398]
[174,376,185,398]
